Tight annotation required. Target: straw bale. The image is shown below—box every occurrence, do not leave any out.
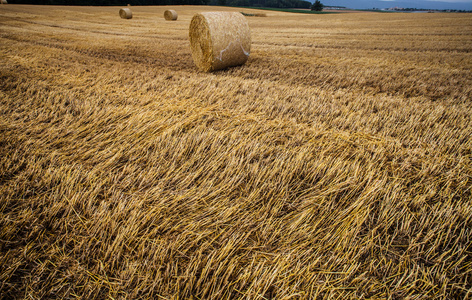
[164,10,178,21]
[189,12,251,72]
[119,8,132,19]
[1,0,7,4]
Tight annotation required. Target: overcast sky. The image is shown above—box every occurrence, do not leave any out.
[322,0,472,10]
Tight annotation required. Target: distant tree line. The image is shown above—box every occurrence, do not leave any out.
[384,7,472,12]
[8,0,312,8]
[310,0,322,11]
[8,0,209,5]
[208,0,311,9]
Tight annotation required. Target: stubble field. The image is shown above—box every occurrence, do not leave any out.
[1,4,471,299]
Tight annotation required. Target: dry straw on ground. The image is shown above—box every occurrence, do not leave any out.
[189,12,251,72]
[119,8,132,19]
[164,9,178,20]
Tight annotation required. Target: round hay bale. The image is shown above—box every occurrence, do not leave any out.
[164,10,178,21]
[1,0,8,4]
[189,12,251,72]
[119,8,132,19]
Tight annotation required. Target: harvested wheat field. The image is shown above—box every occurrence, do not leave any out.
[1,4,471,299]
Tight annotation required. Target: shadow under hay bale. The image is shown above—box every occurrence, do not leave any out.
[241,12,267,17]
[189,12,251,72]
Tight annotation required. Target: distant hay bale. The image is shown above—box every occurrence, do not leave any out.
[127,3,131,6]
[189,12,251,72]
[164,10,178,21]
[119,8,132,19]
[1,0,8,4]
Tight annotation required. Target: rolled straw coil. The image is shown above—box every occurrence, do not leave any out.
[1,0,8,4]
[119,8,132,19]
[189,12,251,72]
[164,10,178,21]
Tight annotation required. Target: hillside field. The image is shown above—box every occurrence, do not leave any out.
[1,4,471,299]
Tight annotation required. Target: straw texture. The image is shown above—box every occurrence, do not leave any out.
[164,10,178,21]
[189,12,251,72]
[119,8,132,19]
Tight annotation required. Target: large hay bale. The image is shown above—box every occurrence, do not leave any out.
[1,0,8,4]
[164,10,178,21]
[189,12,251,72]
[119,8,132,19]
